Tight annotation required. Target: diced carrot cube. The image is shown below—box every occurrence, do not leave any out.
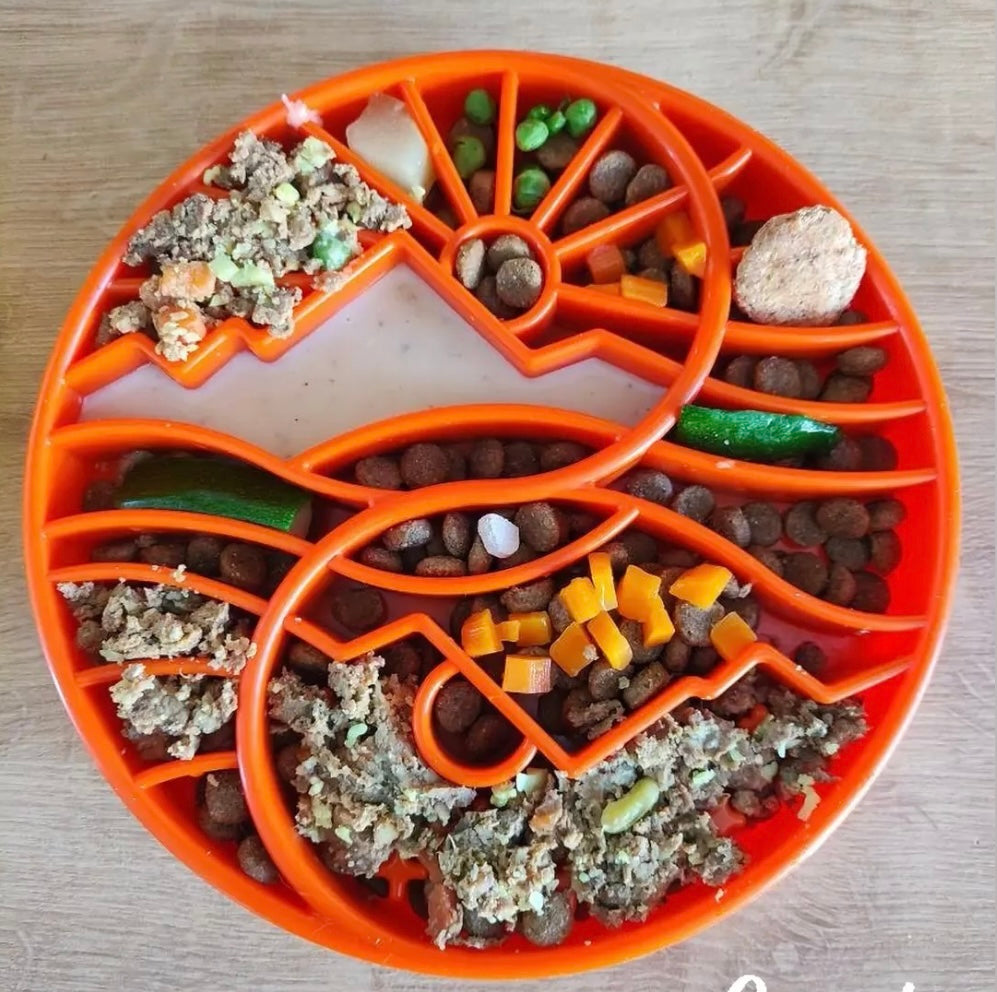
[674,241,707,278]
[509,611,552,647]
[460,609,503,657]
[588,552,618,611]
[616,565,663,621]
[642,596,675,647]
[550,622,598,676]
[655,210,697,255]
[159,261,216,302]
[620,274,668,307]
[586,611,633,671]
[668,563,733,609]
[585,243,627,284]
[495,618,522,643]
[559,577,602,623]
[502,654,553,694]
[587,281,621,295]
[709,611,757,661]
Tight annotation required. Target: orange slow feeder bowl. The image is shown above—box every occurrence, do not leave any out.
[23,52,958,978]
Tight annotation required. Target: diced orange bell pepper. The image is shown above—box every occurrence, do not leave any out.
[586,243,627,284]
[642,596,675,647]
[616,565,663,621]
[460,609,519,657]
[587,281,621,295]
[586,611,633,671]
[588,552,618,611]
[673,240,707,279]
[620,274,668,308]
[502,654,553,694]
[709,611,757,661]
[550,622,598,676]
[655,210,697,255]
[668,563,733,609]
[738,703,769,733]
[559,577,602,623]
[509,611,552,647]
[159,260,217,301]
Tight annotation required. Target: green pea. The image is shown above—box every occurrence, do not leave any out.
[515,118,549,153]
[545,109,567,135]
[464,88,496,126]
[513,167,551,212]
[527,103,553,122]
[311,227,354,271]
[565,98,598,138]
[452,134,487,179]
[600,777,660,834]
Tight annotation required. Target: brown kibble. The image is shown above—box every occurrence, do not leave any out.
[742,501,782,546]
[748,544,784,577]
[502,441,540,478]
[486,234,532,272]
[588,149,637,204]
[624,163,671,205]
[623,469,674,506]
[548,596,572,635]
[674,601,725,647]
[519,890,574,947]
[468,169,496,213]
[355,455,402,490]
[139,541,187,568]
[434,680,483,734]
[496,257,543,310]
[669,266,699,311]
[237,835,279,884]
[867,498,906,531]
[754,356,802,398]
[381,639,424,679]
[723,355,756,389]
[782,552,829,597]
[444,446,468,481]
[869,530,902,573]
[359,545,403,572]
[330,584,386,634]
[620,530,659,566]
[689,646,720,675]
[500,577,555,613]
[275,743,301,784]
[287,640,329,677]
[730,219,765,247]
[815,436,864,472]
[567,511,599,537]
[496,544,537,569]
[793,641,827,673]
[622,661,669,709]
[837,346,887,376]
[204,770,248,826]
[658,547,700,569]
[468,438,505,478]
[466,536,493,575]
[619,618,664,664]
[219,542,268,593]
[91,538,139,563]
[82,479,116,512]
[671,485,715,523]
[857,435,899,471]
[382,518,434,550]
[588,660,625,701]
[562,687,625,738]
[515,502,568,553]
[539,441,589,471]
[820,373,872,403]
[474,274,517,318]
[816,498,870,539]
[600,540,630,574]
[536,131,579,172]
[465,713,513,761]
[400,443,449,489]
[76,619,105,655]
[794,359,823,399]
[824,562,857,606]
[198,804,245,841]
[825,536,870,571]
[709,506,752,548]
[455,238,487,291]
[720,595,760,630]
[186,535,223,575]
[721,195,747,230]
[638,239,668,272]
[850,571,891,613]
[784,501,827,547]
[415,555,468,577]
[663,637,691,673]
[560,196,610,236]
[441,512,473,558]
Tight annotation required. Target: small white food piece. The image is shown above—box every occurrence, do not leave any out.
[733,205,867,326]
[477,513,520,559]
[281,93,322,128]
[345,92,435,203]
[455,238,486,290]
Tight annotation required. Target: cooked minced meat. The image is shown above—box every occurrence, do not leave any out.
[110,663,237,760]
[99,131,411,355]
[58,581,255,672]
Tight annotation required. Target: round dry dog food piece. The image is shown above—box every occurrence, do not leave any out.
[536,131,579,172]
[467,438,505,479]
[444,446,468,481]
[400,443,449,489]
[185,535,223,575]
[204,771,248,826]
[454,238,487,291]
[754,356,802,398]
[622,661,669,710]
[784,501,827,547]
[497,544,538,569]
[813,437,861,473]
[837,345,888,376]
[638,267,668,283]
[474,274,517,319]
[500,577,555,613]
[825,535,870,571]
[850,571,891,613]
[219,542,267,592]
[464,907,506,941]
[238,835,279,885]
[91,538,139,563]
[741,501,782,547]
[287,640,329,677]
[663,637,691,673]
[468,169,496,214]
[139,541,187,568]
[519,891,574,947]
[868,530,902,573]
[415,555,468,577]
[720,595,760,631]
[503,441,540,478]
[689,646,720,675]
[560,196,611,236]
[793,640,827,673]
[857,435,899,471]
[638,237,668,271]
[866,498,906,531]
[620,530,659,566]
[748,544,784,578]
[496,257,543,310]
[624,163,671,205]
[816,498,870,539]
[623,469,674,506]
[359,545,403,572]
[824,562,857,606]
[486,234,532,272]
[381,639,423,679]
[275,743,301,785]
[709,506,752,548]
[355,455,402,490]
[441,512,473,558]
[515,502,568,553]
[547,596,572,635]
[733,205,867,326]
[465,713,512,761]
[671,485,715,523]
[464,536,492,576]
[197,804,245,841]
[782,552,829,597]
[820,373,872,403]
[793,359,823,400]
[619,618,664,664]
[588,149,637,204]
[723,355,757,389]
[435,680,484,734]
[674,601,725,647]
[382,517,434,550]
[588,660,625,701]
[669,266,699,311]
[330,585,387,633]
[539,441,588,472]
[82,479,116,512]
[600,541,630,574]
[658,547,700,569]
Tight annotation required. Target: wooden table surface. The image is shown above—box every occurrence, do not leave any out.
[1,3,994,990]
